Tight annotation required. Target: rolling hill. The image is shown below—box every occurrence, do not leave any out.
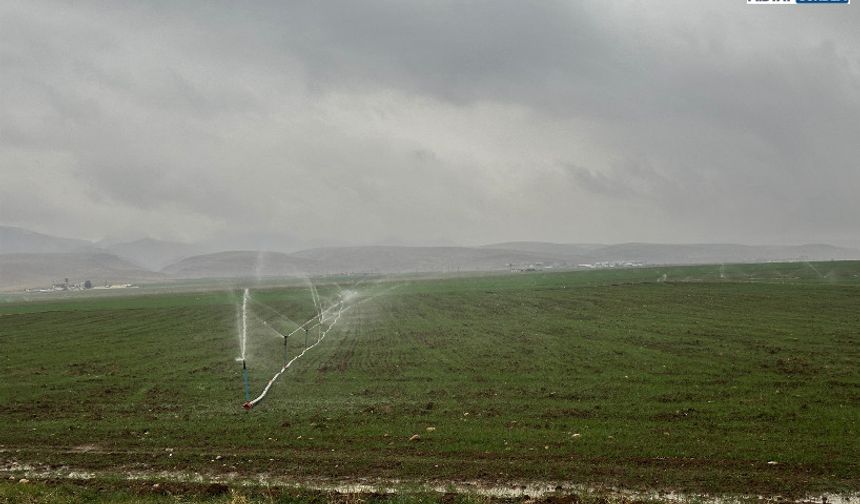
[0,226,93,254]
[106,238,205,271]
[161,251,320,279]
[0,253,164,291]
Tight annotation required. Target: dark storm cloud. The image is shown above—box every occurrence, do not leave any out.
[1,1,858,247]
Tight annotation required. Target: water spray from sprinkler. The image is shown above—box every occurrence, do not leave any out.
[239,281,401,410]
[243,298,347,410]
[240,288,249,361]
[240,288,251,409]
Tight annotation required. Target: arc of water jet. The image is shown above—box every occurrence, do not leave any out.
[310,282,323,341]
[247,297,302,329]
[283,301,343,339]
[248,312,291,340]
[805,261,824,278]
[309,281,323,324]
[310,282,320,312]
[240,288,249,361]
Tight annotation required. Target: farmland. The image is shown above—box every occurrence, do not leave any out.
[1,262,859,501]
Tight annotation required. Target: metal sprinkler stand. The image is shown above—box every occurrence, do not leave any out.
[242,359,250,405]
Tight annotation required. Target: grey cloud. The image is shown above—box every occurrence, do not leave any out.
[1,1,859,248]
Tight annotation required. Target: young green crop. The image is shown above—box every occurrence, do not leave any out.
[1,262,858,496]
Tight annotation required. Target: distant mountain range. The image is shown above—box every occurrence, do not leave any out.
[1,225,859,291]
[289,246,558,274]
[484,241,860,264]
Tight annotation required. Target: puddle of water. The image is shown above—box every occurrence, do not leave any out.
[1,458,857,504]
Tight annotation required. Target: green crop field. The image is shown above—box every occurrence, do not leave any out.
[1,262,859,502]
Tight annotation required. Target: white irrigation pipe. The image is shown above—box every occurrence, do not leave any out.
[244,300,346,409]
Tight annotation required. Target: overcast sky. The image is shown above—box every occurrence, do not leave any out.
[1,1,858,250]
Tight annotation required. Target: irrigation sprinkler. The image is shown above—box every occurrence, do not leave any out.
[240,282,397,411]
[284,334,289,364]
[243,354,254,409]
[243,300,347,410]
[242,360,250,402]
